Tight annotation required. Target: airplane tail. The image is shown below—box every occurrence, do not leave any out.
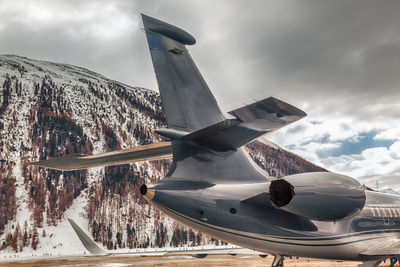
[30,15,306,184]
[142,14,306,183]
[142,14,225,132]
[142,14,305,151]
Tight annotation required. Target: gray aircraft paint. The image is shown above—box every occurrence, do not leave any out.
[140,14,400,266]
[33,14,400,267]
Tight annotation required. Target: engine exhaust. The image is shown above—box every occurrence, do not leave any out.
[269,179,295,207]
[140,183,155,201]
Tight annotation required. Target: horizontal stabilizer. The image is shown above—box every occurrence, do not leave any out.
[228,96,306,129]
[155,97,306,150]
[30,142,172,171]
[68,219,107,255]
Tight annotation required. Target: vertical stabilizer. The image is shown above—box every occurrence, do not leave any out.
[142,14,225,131]
[142,15,271,183]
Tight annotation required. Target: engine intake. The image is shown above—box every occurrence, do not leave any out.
[269,172,366,221]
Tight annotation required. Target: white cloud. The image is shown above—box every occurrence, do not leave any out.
[268,114,400,189]
[374,127,400,141]
[324,144,400,190]
[389,141,400,160]
[270,117,364,151]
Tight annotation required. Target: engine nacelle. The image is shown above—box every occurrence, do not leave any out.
[269,172,366,221]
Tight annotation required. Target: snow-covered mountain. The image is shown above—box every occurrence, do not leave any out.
[0,54,326,256]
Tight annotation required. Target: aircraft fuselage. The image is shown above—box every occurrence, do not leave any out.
[143,178,400,261]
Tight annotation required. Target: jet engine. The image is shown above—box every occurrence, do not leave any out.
[269,172,366,221]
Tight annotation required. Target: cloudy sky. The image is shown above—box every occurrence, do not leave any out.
[1,0,400,189]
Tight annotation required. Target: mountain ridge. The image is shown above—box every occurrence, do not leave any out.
[0,54,326,256]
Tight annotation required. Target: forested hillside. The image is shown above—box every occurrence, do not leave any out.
[0,55,326,254]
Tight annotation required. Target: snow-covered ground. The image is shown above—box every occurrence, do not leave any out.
[0,54,172,256]
[1,190,89,259]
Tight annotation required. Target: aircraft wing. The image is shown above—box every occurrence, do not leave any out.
[155,97,306,150]
[30,142,172,171]
[360,238,400,256]
[109,246,260,257]
[68,219,263,257]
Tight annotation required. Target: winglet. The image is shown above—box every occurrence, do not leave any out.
[68,218,107,255]
[141,14,196,45]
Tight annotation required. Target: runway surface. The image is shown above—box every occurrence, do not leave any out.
[0,254,392,267]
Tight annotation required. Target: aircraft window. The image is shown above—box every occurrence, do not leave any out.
[229,208,237,214]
